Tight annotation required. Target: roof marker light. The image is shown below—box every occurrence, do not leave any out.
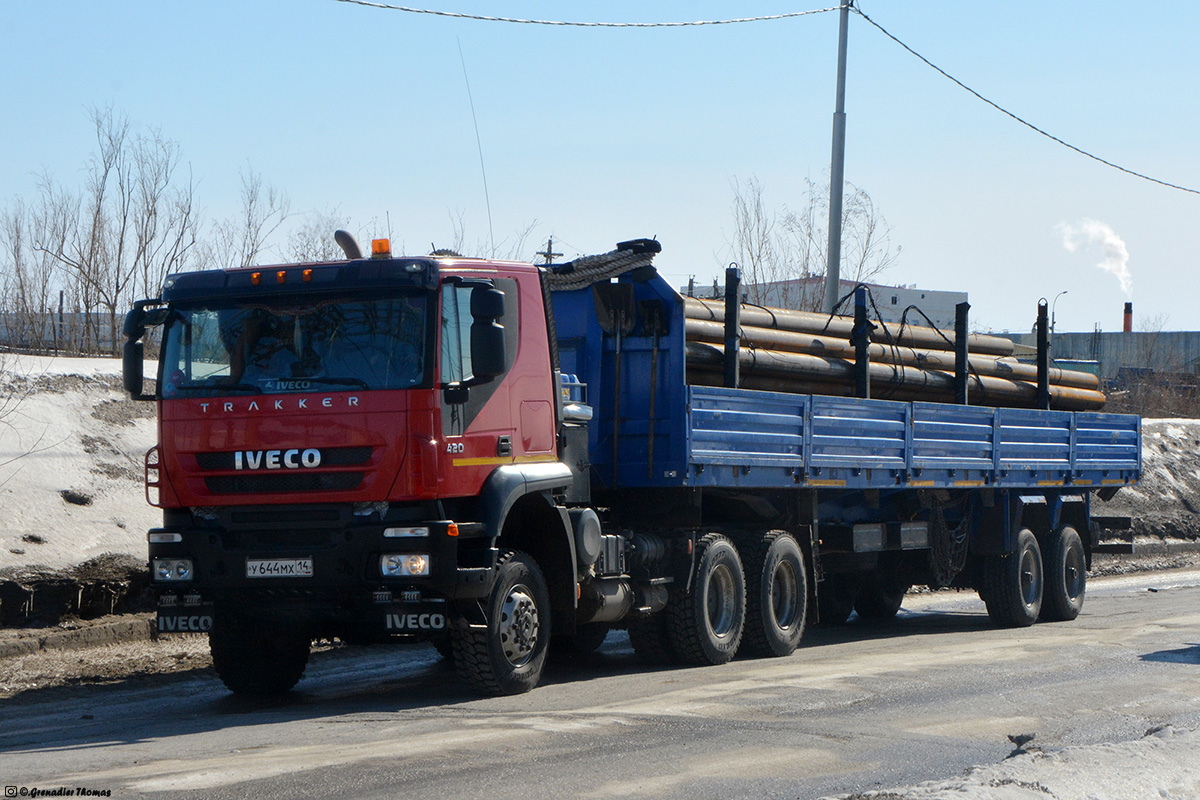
[250,272,261,286]
[276,270,287,284]
[303,268,313,282]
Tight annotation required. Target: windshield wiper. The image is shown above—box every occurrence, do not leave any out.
[176,382,263,394]
[301,377,371,389]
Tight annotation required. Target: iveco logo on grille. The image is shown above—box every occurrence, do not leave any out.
[234,449,322,470]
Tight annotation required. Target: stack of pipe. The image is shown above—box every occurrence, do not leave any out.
[683,297,1106,411]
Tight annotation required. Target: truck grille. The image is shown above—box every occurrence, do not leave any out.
[195,446,373,470]
[205,472,364,494]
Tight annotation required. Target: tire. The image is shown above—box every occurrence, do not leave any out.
[817,574,860,625]
[432,636,455,662]
[452,550,550,695]
[627,612,675,665]
[554,623,610,654]
[854,576,910,622]
[982,528,1044,627]
[741,532,807,657]
[666,533,746,665]
[1041,526,1086,622]
[209,611,310,695]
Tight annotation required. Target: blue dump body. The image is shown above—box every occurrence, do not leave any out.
[552,269,1141,494]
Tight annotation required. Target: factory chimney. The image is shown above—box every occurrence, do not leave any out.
[1123,302,1133,333]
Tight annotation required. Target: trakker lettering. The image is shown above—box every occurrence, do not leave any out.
[235,449,322,470]
[198,396,360,414]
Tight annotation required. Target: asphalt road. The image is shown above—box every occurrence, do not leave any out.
[2,571,1199,800]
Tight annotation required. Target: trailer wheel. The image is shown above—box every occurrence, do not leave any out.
[817,574,860,625]
[666,533,746,665]
[1041,526,1086,622]
[854,576,910,622]
[554,623,611,654]
[627,612,675,665]
[982,528,1043,627]
[453,550,550,695]
[741,532,807,657]
[209,612,310,695]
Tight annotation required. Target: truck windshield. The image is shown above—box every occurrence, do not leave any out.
[160,293,428,397]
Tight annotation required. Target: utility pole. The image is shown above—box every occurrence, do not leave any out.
[823,1,852,314]
[537,237,562,265]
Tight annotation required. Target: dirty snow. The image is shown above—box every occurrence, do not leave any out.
[826,726,1200,800]
[0,353,158,572]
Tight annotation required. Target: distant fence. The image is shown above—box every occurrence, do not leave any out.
[0,312,122,355]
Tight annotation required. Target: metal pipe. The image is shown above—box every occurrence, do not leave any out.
[686,342,1107,411]
[682,318,1100,390]
[684,297,1015,357]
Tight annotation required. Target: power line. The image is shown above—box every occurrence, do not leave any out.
[330,0,841,27]
[853,6,1200,196]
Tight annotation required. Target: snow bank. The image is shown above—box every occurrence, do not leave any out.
[825,726,1200,800]
[0,354,158,572]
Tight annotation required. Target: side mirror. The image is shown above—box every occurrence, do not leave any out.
[471,286,505,319]
[123,339,151,400]
[469,286,507,383]
[123,308,146,340]
[470,320,506,382]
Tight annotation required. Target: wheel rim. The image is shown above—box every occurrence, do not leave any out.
[770,561,801,631]
[706,563,737,640]
[1020,547,1042,608]
[499,583,540,667]
[1064,542,1085,601]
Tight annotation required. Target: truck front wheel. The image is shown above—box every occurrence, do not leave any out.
[209,612,310,695]
[982,528,1043,627]
[741,532,807,657]
[453,550,550,695]
[666,533,746,665]
[1041,526,1086,622]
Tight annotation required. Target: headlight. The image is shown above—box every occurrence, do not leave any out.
[381,553,431,577]
[154,558,194,581]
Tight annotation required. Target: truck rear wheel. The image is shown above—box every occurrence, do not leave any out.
[453,550,550,695]
[982,528,1043,627]
[209,612,310,695]
[1041,526,1086,621]
[666,533,745,665]
[854,576,910,622]
[627,612,675,665]
[817,574,860,625]
[741,532,807,657]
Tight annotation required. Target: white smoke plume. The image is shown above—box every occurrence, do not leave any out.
[1057,219,1132,296]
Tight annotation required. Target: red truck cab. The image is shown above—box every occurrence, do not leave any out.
[125,243,574,694]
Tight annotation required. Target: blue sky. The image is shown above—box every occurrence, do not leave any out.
[3,1,1197,333]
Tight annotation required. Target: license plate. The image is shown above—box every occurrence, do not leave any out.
[246,558,313,578]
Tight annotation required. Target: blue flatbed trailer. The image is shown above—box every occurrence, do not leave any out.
[551,264,1140,631]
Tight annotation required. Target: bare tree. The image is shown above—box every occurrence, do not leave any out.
[726,175,901,312]
[200,167,290,269]
[33,108,199,353]
[286,208,353,263]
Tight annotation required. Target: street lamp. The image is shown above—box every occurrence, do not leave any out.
[1051,290,1068,333]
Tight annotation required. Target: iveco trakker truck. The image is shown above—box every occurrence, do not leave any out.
[122,235,1140,695]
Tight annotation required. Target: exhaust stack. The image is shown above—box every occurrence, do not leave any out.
[1123,301,1133,333]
